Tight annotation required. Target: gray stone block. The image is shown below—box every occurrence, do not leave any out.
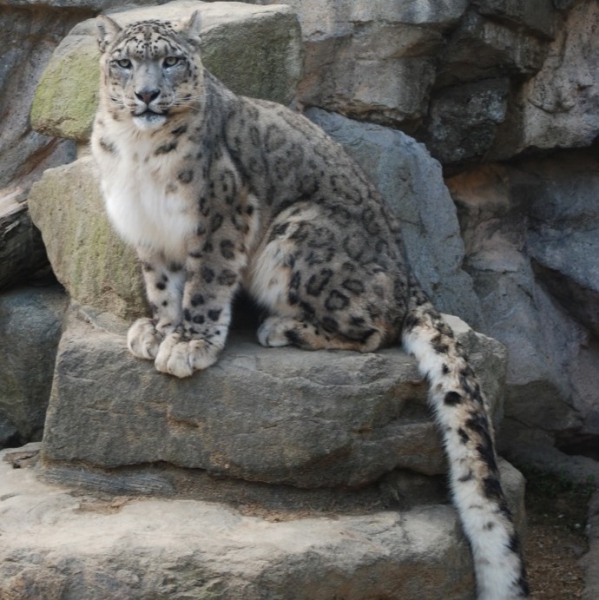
[0,444,472,600]
[0,444,525,600]
[41,307,506,488]
[0,285,67,448]
[426,78,510,165]
[491,1,599,158]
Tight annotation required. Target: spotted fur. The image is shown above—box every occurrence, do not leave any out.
[91,13,529,599]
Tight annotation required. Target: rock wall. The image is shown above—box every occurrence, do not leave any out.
[0,4,528,598]
[0,0,596,478]
[0,0,595,470]
[1,0,598,596]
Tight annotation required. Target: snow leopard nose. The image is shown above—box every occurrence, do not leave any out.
[135,89,160,105]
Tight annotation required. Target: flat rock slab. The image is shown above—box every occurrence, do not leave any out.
[0,444,499,600]
[41,307,507,489]
[30,0,302,141]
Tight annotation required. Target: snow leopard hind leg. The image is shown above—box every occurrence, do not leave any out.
[252,216,529,600]
[249,201,406,353]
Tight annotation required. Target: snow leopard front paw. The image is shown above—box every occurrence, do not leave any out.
[154,332,220,378]
[127,317,164,360]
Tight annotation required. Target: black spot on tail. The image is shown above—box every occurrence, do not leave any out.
[518,572,530,597]
[458,428,470,444]
[466,413,498,473]
[483,476,503,501]
[508,532,521,554]
[403,312,420,330]
[431,334,449,354]
[444,391,462,406]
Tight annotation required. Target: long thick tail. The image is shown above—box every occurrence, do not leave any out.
[401,283,529,600]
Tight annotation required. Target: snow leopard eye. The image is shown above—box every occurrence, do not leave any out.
[116,58,132,69]
[163,56,182,68]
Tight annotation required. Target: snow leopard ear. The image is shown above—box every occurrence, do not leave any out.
[96,15,122,53]
[182,10,202,45]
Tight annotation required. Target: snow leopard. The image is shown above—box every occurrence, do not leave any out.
[91,12,529,600]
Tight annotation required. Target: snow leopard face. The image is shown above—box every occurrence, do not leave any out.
[97,13,203,131]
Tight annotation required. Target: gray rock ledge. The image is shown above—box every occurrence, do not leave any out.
[41,306,507,489]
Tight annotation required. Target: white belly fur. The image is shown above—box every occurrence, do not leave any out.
[101,150,196,261]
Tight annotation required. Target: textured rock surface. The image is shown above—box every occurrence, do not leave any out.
[252,0,468,128]
[523,155,599,339]
[1,446,523,600]
[492,0,599,158]
[0,4,81,190]
[424,78,511,165]
[0,286,67,448]
[437,10,548,87]
[28,156,146,320]
[234,0,577,166]
[447,156,599,452]
[42,308,506,487]
[31,0,303,141]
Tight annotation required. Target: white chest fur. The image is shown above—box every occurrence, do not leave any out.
[96,133,198,261]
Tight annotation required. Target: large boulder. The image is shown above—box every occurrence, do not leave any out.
[41,307,507,488]
[522,154,599,338]
[28,157,146,321]
[0,4,82,190]
[0,444,525,600]
[235,0,571,167]
[259,0,469,128]
[30,0,303,142]
[447,157,599,461]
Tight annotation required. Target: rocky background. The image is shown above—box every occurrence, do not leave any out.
[0,0,598,598]
[2,0,597,477]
